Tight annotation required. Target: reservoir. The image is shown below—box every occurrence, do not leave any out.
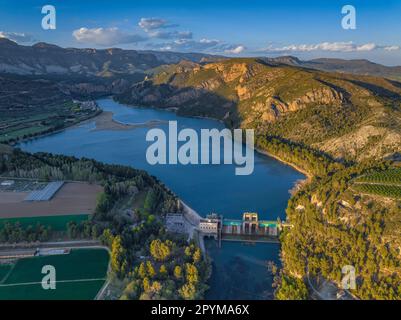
[18,98,304,299]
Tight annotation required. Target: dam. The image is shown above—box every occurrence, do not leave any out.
[197,212,287,247]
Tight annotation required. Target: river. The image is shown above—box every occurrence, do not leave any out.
[18,98,304,299]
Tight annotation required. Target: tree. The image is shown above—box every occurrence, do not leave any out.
[111,235,127,277]
[184,246,192,257]
[67,221,78,238]
[275,275,308,300]
[174,265,182,280]
[100,228,113,247]
[193,248,201,264]
[185,263,198,284]
[179,283,196,300]
[150,239,171,261]
[138,262,146,278]
[144,188,158,212]
[159,264,167,278]
[149,281,162,295]
[143,277,150,292]
[91,224,101,239]
[120,280,141,300]
[95,192,113,214]
[146,261,156,278]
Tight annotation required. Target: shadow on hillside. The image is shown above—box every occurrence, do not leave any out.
[116,81,242,128]
[348,79,401,100]
[316,78,352,101]
[388,79,401,90]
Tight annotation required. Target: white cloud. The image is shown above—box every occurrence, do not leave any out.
[383,45,400,51]
[149,38,220,52]
[148,38,245,54]
[0,31,34,43]
[224,45,246,54]
[262,41,400,53]
[72,27,146,46]
[138,18,177,31]
[137,17,245,54]
[148,30,192,40]
[138,17,188,40]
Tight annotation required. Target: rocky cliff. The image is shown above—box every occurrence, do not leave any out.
[117,58,401,161]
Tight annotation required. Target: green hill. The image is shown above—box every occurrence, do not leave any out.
[117,58,401,162]
[116,57,401,299]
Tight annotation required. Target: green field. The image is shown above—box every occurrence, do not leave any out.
[0,214,90,231]
[353,168,401,199]
[0,248,109,300]
[0,265,12,282]
[0,125,53,143]
[353,183,401,199]
[355,168,401,185]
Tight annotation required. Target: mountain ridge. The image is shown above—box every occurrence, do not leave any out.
[0,40,222,76]
[116,57,401,162]
[263,55,401,80]
[1,39,400,80]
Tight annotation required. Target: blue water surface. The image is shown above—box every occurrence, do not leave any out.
[18,98,304,299]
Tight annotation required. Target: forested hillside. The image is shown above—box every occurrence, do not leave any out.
[279,160,401,299]
[115,57,401,300]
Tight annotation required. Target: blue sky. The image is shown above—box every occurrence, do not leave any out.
[0,0,400,65]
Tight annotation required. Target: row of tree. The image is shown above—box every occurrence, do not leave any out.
[0,222,51,243]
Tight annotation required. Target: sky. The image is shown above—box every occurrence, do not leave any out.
[0,0,400,65]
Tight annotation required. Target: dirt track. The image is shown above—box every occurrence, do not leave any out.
[0,182,102,218]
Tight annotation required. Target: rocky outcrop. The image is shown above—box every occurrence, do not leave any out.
[316,125,401,161]
[117,57,401,161]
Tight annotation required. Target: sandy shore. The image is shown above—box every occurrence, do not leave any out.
[90,111,167,131]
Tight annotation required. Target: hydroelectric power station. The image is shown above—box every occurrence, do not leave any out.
[197,212,289,248]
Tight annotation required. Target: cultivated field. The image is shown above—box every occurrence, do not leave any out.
[0,248,109,300]
[353,168,401,199]
[0,182,102,218]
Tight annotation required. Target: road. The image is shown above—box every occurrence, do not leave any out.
[0,240,106,259]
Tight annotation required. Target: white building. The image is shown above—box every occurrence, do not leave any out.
[1,180,14,186]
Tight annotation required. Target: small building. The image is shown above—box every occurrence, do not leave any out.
[222,220,242,234]
[242,212,259,234]
[258,221,279,236]
[198,214,220,238]
[222,214,280,237]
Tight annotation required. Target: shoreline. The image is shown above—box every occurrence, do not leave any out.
[9,110,101,146]
[113,96,226,124]
[114,97,313,180]
[254,147,313,181]
[89,111,167,131]
[9,96,311,300]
